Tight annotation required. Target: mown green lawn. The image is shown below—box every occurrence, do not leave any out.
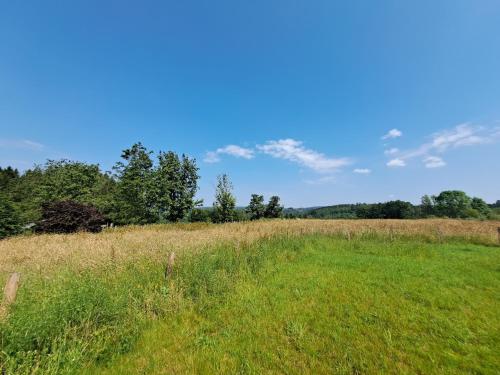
[91,236,500,374]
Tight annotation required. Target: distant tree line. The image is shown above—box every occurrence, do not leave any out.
[285,191,498,220]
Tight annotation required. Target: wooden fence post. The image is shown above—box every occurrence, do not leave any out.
[3,272,21,306]
[435,228,444,243]
[165,252,175,279]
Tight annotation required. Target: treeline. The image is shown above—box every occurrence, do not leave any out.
[0,144,285,239]
[0,142,200,238]
[1,143,198,223]
[1,143,498,240]
[286,192,499,220]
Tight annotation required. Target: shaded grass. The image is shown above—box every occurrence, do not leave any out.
[1,234,499,374]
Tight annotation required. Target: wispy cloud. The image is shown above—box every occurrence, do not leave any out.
[204,145,255,163]
[423,156,446,168]
[257,138,351,173]
[384,148,399,156]
[0,139,45,151]
[387,158,406,167]
[353,168,371,174]
[382,129,402,140]
[386,123,499,168]
[304,176,336,185]
[203,151,221,163]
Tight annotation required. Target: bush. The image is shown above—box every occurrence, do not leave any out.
[36,200,106,234]
[188,208,212,223]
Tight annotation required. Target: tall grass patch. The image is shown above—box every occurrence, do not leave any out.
[1,231,499,374]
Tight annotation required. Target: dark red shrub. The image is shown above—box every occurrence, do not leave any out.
[36,201,106,234]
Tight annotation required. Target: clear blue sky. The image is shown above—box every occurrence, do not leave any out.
[1,1,499,207]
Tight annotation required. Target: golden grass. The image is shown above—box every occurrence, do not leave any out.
[1,219,499,282]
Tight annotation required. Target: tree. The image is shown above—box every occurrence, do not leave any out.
[471,197,491,218]
[212,174,236,223]
[34,160,103,204]
[355,201,414,219]
[113,143,155,224]
[1,162,114,225]
[433,190,471,218]
[420,195,435,217]
[380,200,415,219]
[0,166,19,190]
[35,201,106,234]
[246,194,265,220]
[0,193,22,239]
[5,167,45,224]
[188,208,212,223]
[153,152,200,222]
[264,196,284,218]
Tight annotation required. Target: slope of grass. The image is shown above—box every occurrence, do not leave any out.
[85,235,499,375]
[0,233,500,374]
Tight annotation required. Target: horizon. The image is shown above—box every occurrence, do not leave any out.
[1,1,500,207]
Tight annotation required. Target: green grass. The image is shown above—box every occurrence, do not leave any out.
[2,234,500,374]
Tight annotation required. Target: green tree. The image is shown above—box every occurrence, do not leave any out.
[1,162,113,225]
[0,193,22,239]
[246,194,265,220]
[212,174,236,223]
[188,208,212,222]
[0,166,19,190]
[264,196,284,218]
[471,197,491,218]
[6,167,44,224]
[153,152,200,222]
[433,190,471,218]
[381,200,415,219]
[113,143,155,224]
[34,160,102,204]
[420,195,435,217]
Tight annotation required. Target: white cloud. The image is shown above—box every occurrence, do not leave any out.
[257,138,351,173]
[0,139,44,151]
[304,176,336,185]
[405,124,495,159]
[423,156,446,168]
[217,145,254,159]
[384,148,399,156]
[385,123,499,168]
[431,124,491,151]
[387,158,406,167]
[203,151,220,163]
[204,144,254,163]
[353,168,371,174]
[382,129,402,140]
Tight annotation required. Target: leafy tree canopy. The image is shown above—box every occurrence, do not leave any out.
[264,196,284,218]
[246,194,266,220]
[212,174,236,223]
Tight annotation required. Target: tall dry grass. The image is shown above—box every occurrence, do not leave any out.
[1,219,499,282]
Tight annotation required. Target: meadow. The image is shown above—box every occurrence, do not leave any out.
[1,219,499,374]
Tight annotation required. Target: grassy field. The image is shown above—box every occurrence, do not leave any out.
[1,220,499,374]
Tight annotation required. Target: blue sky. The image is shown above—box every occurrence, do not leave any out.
[1,0,499,207]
